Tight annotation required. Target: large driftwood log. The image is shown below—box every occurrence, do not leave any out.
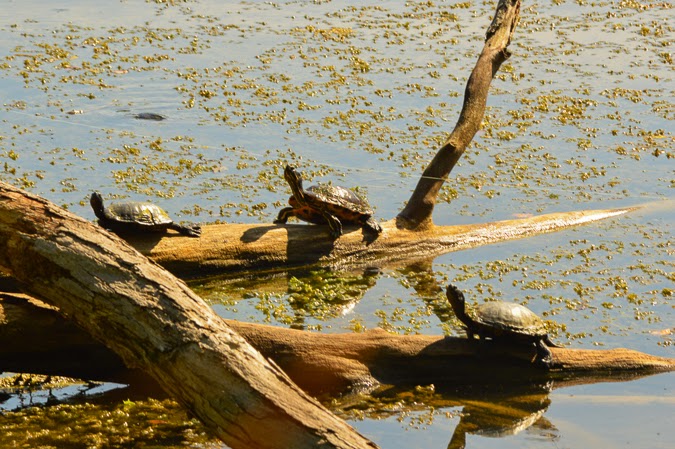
[2,293,673,396]
[0,186,377,449]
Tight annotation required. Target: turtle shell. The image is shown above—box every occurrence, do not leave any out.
[105,201,173,228]
[299,183,374,221]
[472,301,548,338]
[90,192,201,237]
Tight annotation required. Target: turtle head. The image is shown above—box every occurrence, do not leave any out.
[90,192,106,220]
[283,165,306,204]
[446,284,469,322]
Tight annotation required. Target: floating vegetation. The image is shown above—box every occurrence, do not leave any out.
[0,397,221,449]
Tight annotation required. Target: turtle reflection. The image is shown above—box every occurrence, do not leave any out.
[447,384,558,449]
[333,382,558,448]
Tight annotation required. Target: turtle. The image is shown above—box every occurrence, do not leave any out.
[446,284,560,367]
[90,192,201,237]
[133,112,166,121]
[274,165,382,239]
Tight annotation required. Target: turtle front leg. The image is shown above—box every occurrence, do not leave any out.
[534,339,554,368]
[274,207,295,224]
[170,223,202,238]
[318,210,343,239]
[543,335,562,348]
[363,216,382,235]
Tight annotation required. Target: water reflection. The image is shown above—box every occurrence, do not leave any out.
[195,260,452,332]
[196,266,381,329]
[446,385,557,449]
[332,381,559,449]
[1,373,557,448]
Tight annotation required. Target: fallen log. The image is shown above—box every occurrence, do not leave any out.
[120,208,635,278]
[2,293,673,396]
[0,187,377,449]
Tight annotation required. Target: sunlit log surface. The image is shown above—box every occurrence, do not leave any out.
[121,207,635,279]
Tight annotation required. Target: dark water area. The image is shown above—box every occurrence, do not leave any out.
[1,0,672,447]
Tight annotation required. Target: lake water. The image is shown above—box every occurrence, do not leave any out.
[0,0,672,448]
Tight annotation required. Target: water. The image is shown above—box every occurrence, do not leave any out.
[354,373,675,449]
[0,0,672,447]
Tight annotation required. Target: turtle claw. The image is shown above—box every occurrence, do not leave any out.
[172,223,202,238]
[328,223,343,240]
[324,213,343,239]
[274,207,294,225]
[364,217,382,235]
[534,340,555,369]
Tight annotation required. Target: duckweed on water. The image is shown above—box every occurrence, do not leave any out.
[0,398,220,449]
[0,374,222,448]
[1,0,671,221]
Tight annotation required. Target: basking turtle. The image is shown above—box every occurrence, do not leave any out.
[274,165,382,239]
[90,192,201,237]
[446,284,560,367]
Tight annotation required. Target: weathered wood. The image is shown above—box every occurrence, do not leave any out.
[3,293,673,396]
[397,0,521,229]
[0,184,377,449]
[121,208,634,278]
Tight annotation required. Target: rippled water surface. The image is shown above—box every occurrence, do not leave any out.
[1,0,672,448]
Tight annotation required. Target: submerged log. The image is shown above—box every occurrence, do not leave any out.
[2,293,673,396]
[0,186,377,449]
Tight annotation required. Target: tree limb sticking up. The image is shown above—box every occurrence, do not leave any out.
[397,0,521,230]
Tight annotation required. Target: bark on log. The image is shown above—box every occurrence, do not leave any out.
[0,186,377,449]
[2,293,673,396]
